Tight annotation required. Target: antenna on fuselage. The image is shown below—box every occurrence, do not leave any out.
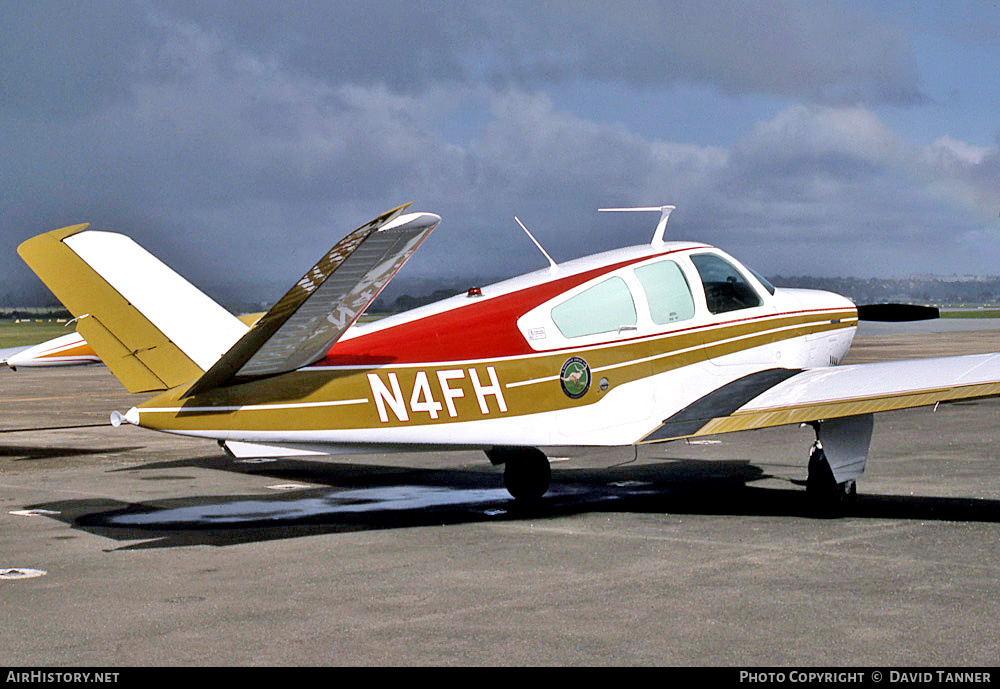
[514,216,559,273]
[598,205,676,248]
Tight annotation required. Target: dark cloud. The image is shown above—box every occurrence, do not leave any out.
[0,2,162,119]
[2,0,924,115]
[149,0,925,104]
[2,1,996,307]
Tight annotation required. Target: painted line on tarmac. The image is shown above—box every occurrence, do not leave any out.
[0,392,135,403]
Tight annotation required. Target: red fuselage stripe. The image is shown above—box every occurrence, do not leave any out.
[318,247,827,366]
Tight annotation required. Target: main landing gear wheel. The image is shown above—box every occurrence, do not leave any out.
[486,447,551,501]
[807,443,857,514]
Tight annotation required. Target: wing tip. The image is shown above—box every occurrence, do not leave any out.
[380,211,441,234]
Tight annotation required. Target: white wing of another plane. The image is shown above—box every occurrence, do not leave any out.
[0,345,28,365]
[1,331,100,369]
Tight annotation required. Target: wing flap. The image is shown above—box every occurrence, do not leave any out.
[640,353,1000,443]
[185,205,440,396]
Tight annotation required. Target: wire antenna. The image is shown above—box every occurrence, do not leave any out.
[514,216,558,273]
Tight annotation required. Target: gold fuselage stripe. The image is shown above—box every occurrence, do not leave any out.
[135,310,856,433]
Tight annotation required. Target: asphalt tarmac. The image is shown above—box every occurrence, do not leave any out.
[1,330,999,666]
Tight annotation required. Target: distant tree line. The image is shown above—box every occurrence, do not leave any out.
[6,275,999,323]
[771,276,1000,306]
[370,275,1000,315]
[370,289,461,314]
[0,307,71,320]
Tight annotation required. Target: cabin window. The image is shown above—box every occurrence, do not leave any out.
[551,276,637,338]
[634,260,695,325]
[691,253,763,314]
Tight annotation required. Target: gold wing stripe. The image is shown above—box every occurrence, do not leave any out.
[639,352,1000,444]
[698,380,1000,435]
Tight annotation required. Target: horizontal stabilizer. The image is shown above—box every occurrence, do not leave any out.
[186,204,439,396]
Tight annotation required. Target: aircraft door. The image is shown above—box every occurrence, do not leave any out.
[549,275,655,438]
[627,259,710,423]
[688,252,780,368]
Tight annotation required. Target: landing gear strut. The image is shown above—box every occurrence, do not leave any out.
[802,415,871,514]
[486,446,551,501]
[807,441,857,512]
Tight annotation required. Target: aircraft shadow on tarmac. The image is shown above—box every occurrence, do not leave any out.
[0,443,144,461]
[23,453,1000,550]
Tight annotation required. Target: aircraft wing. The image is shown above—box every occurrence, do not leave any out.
[186,205,439,396]
[1,345,30,365]
[640,352,1000,443]
[1,332,100,368]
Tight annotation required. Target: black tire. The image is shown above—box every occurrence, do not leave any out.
[807,446,856,515]
[501,447,551,501]
[806,446,836,499]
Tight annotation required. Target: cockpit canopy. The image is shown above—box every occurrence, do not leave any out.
[519,248,773,349]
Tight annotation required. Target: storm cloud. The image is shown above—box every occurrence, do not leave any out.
[2,1,998,305]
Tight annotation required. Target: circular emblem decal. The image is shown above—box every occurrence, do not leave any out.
[560,357,591,399]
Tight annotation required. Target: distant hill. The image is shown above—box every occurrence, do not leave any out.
[369,274,1000,315]
[771,275,1000,306]
[7,273,999,320]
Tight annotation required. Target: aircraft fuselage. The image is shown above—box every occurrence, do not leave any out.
[126,242,857,452]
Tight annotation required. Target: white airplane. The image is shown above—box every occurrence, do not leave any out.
[2,331,99,369]
[2,315,264,370]
[17,204,997,510]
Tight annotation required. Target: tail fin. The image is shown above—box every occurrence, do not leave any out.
[19,206,440,396]
[18,224,248,392]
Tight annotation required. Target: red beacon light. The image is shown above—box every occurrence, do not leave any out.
[467,286,483,298]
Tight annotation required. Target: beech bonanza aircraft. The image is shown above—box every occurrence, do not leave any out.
[17,204,1000,508]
